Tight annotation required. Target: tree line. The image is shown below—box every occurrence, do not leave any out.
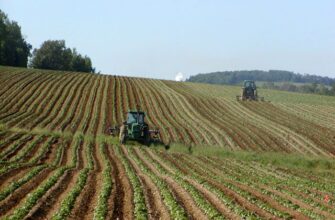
[187,70,335,96]
[262,82,335,96]
[0,10,94,73]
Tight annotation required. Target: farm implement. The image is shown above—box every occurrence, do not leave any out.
[236,80,265,101]
[109,110,160,145]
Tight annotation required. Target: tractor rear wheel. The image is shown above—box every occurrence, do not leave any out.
[119,125,126,144]
[143,128,150,146]
[241,88,246,101]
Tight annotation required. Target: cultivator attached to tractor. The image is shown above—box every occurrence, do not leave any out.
[109,110,161,145]
[236,80,265,101]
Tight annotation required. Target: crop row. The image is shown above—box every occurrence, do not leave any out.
[1,67,335,155]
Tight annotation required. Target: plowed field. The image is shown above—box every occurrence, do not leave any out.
[1,66,335,219]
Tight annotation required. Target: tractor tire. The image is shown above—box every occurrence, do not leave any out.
[241,89,246,101]
[119,125,126,144]
[143,129,150,146]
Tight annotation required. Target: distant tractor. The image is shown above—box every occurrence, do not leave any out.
[236,80,264,101]
[109,110,160,145]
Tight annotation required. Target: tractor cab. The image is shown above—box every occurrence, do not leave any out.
[243,80,257,99]
[243,80,256,90]
[127,111,145,124]
[124,110,148,141]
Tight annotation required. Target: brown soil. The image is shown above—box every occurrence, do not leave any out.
[208,178,279,220]
[45,75,82,130]
[156,151,241,219]
[188,156,309,219]
[70,143,102,220]
[118,77,127,122]
[0,133,24,152]
[93,76,106,136]
[69,76,95,133]
[0,166,32,189]
[144,149,174,174]
[309,188,335,201]
[194,97,250,148]
[108,145,134,219]
[244,102,335,154]
[133,148,208,220]
[52,75,89,131]
[56,76,90,132]
[198,156,334,218]
[27,74,77,130]
[232,180,309,220]
[0,167,53,218]
[124,77,135,109]
[114,76,121,124]
[82,78,100,134]
[284,186,335,210]
[0,73,42,116]
[131,80,168,143]
[24,169,74,220]
[57,140,70,166]
[85,77,104,135]
[16,74,70,130]
[7,75,54,127]
[209,99,279,151]
[127,77,141,108]
[25,142,84,219]
[165,176,209,220]
[68,172,97,220]
[0,130,10,139]
[263,185,335,219]
[121,145,170,220]
[38,140,59,165]
[142,80,186,143]
[176,154,282,220]
[105,77,114,130]
[20,136,48,162]
[148,150,243,219]
[2,136,34,161]
[0,72,32,98]
[187,178,242,219]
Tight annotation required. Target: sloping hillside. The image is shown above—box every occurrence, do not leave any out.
[1,66,335,219]
[1,66,335,156]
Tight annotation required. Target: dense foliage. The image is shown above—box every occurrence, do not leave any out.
[30,40,95,73]
[0,10,95,72]
[0,10,32,67]
[262,81,335,96]
[187,70,335,85]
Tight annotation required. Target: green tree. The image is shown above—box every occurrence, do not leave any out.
[30,40,94,73]
[30,40,72,71]
[0,10,32,67]
[71,49,95,73]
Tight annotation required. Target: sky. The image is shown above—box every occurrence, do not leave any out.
[1,0,335,80]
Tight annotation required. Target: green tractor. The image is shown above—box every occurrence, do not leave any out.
[236,80,264,101]
[109,110,160,145]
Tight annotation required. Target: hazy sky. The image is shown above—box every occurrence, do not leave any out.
[1,0,335,80]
